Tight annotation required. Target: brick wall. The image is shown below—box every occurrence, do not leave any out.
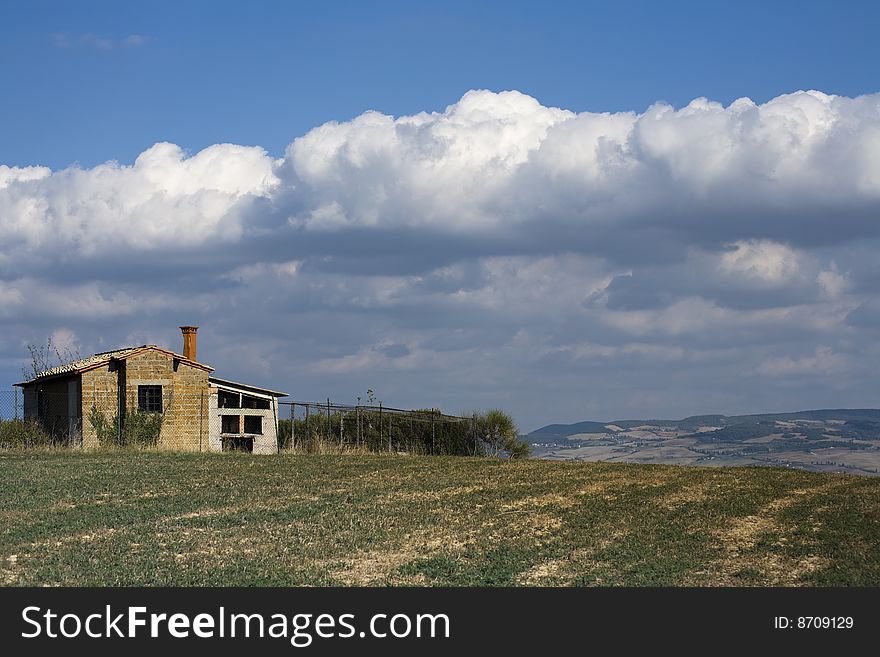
[81,365,120,448]
[79,349,210,450]
[124,350,209,450]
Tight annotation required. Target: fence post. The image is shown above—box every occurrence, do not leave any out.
[431,409,436,454]
[273,397,279,454]
[14,388,19,420]
[472,415,477,456]
[291,402,296,451]
[199,390,203,452]
[327,398,331,444]
[305,403,310,450]
[117,382,123,446]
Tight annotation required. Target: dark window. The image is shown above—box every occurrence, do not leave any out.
[218,390,240,408]
[244,415,262,434]
[138,385,163,413]
[242,395,270,410]
[223,436,253,452]
[221,415,240,434]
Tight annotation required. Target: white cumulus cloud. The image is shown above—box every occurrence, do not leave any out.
[0,142,278,256]
[3,88,880,425]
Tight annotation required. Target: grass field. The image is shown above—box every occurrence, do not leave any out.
[2,451,879,586]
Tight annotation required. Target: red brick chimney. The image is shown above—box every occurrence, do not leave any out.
[180,326,198,361]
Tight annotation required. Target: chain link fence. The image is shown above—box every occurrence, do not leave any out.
[280,401,480,456]
[0,388,208,450]
[0,390,483,455]
[1,388,79,447]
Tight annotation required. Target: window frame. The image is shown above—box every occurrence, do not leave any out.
[137,385,163,414]
[243,415,263,435]
[221,415,240,434]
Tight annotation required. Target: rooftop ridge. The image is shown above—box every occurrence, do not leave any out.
[31,346,143,380]
[18,344,213,385]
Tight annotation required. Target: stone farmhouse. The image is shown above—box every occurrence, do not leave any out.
[14,327,287,453]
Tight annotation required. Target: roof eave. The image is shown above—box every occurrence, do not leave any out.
[14,371,82,387]
[208,376,288,398]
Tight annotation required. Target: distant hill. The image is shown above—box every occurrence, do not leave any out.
[527,409,880,443]
[527,420,611,442]
[526,409,880,476]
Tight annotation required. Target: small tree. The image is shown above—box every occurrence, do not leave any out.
[22,336,80,381]
[476,409,529,458]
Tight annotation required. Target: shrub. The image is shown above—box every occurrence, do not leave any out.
[0,418,54,449]
[88,405,114,446]
[121,410,163,447]
[88,405,163,448]
[473,409,530,458]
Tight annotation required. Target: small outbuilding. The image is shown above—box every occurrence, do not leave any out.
[15,326,287,452]
[208,376,288,454]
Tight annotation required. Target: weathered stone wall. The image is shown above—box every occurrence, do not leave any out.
[79,350,209,450]
[81,365,120,448]
[124,350,209,450]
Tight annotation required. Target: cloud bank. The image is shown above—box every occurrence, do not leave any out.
[2,89,879,428]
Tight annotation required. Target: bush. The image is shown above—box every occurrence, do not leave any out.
[121,410,164,447]
[88,406,163,448]
[473,409,530,458]
[0,418,55,449]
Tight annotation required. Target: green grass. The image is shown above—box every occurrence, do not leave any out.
[1,451,879,586]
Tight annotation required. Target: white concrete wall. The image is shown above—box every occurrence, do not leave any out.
[208,388,278,454]
[208,390,223,452]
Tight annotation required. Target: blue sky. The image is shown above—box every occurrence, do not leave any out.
[2,1,880,431]
[3,1,878,169]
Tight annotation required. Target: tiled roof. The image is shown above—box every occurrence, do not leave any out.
[24,346,144,382]
[18,344,213,384]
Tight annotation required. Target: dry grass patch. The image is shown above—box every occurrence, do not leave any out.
[657,485,710,510]
[702,485,842,585]
[515,528,630,585]
[500,492,576,512]
[381,484,486,504]
[330,530,475,586]
[517,558,565,585]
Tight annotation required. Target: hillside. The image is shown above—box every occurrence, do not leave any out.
[2,451,879,586]
[527,409,880,476]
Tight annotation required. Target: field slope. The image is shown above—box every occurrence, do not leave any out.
[2,452,879,586]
